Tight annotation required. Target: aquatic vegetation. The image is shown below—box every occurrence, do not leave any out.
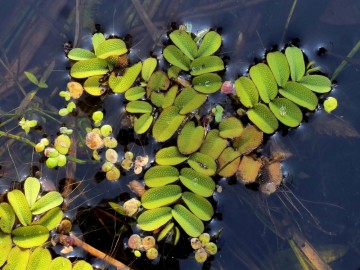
[18,117,37,134]
[191,233,218,263]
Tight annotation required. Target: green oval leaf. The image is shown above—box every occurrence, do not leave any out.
[150,92,165,107]
[172,204,204,237]
[182,191,214,221]
[49,257,72,270]
[92,33,106,53]
[188,152,216,176]
[0,231,12,267]
[125,86,145,101]
[95,38,128,59]
[285,46,305,81]
[217,147,241,177]
[3,245,30,270]
[190,56,224,76]
[144,165,179,187]
[174,87,207,114]
[70,58,108,79]
[26,247,52,270]
[163,85,178,108]
[199,129,227,159]
[137,207,172,231]
[142,57,158,81]
[112,62,142,93]
[234,76,259,108]
[219,116,244,138]
[179,168,215,197]
[126,101,153,114]
[24,177,40,208]
[169,30,197,60]
[83,75,105,96]
[152,106,185,142]
[157,222,174,241]
[67,48,96,61]
[269,98,303,127]
[7,190,32,226]
[324,97,338,113]
[12,225,49,248]
[146,70,170,97]
[141,185,182,209]
[192,73,222,94]
[0,202,15,233]
[32,207,63,230]
[233,125,263,155]
[298,75,332,93]
[266,51,290,87]
[163,45,191,71]
[155,146,188,165]
[280,81,318,110]
[72,260,93,270]
[247,103,279,134]
[24,71,39,85]
[31,191,63,215]
[177,121,204,155]
[134,113,153,134]
[197,31,222,57]
[249,63,278,103]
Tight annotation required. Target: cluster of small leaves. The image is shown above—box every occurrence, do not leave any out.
[0,177,64,268]
[234,46,334,133]
[19,117,37,134]
[24,71,48,89]
[191,233,218,263]
[58,82,84,116]
[127,234,159,260]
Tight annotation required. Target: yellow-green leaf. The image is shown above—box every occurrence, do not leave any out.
[152,106,185,142]
[182,191,214,221]
[324,97,338,113]
[169,30,197,60]
[172,204,204,237]
[32,207,63,230]
[179,168,215,197]
[157,222,174,241]
[163,45,191,71]
[126,101,153,114]
[67,48,96,61]
[219,116,244,138]
[249,63,278,103]
[84,75,105,96]
[12,225,49,248]
[285,46,305,81]
[177,121,204,155]
[234,76,259,108]
[217,147,241,177]
[134,113,153,134]
[280,81,318,110]
[233,125,263,155]
[24,177,40,207]
[3,245,30,270]
[95,38,128,59]
[112,62,142,93]
[26,247,52,270]
[0,231,12,267]
[188,152,216,176]
[146,70,170,97]
[199,129,227,159]
[31,191,63,215]
[72,260,93,270]
[125,86,145,101]
[298,75,332,93]
[197,31,222,57]
[137,207,172,231]
[0,202,15,233]
[247,103,279,134]
[174,87,207,114]
[70,58,108,79]
[92,33,106,53]
[142,57,158,81]
[155,146,188,165]
[192,73,222,94]
[141,185,182,209]
[190,56,224,76]
[7,190,32,226]
[144,165,179,187]
[266,51,290,87]
[269,98,302,127]
[163,85,178,108]
[49,257,72,270]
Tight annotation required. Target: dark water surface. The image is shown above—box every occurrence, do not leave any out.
[1,0,360,269]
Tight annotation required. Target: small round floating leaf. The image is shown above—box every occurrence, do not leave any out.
[197,31,222,57]
[146,70,170,97]
[237,156,262,184]
[137,207,172,231]
[172,204,204,237]
[83,75,105,96]
[155,146,188,165]
[219,116,244,138]
[67,48,96,61]
[31,191,63,215]
[141,185,182,209]
[179,168,215,197]
[234,76,259,108]
[126,101,153,113]
[174,87,207,114]
[205,242,218,255]
[247,103,279,134]
[298,75,332,93]
[188,152,216,176]
[233,125,263,155]
[72,260,93,270]
[217,147,241,177]
[0,231,12,267]
[32,206,63,230]
[195,248,208,263]
[192,73,222,94]
[26,247,52,270]
[280,81,318,110]
[266,51,290,87]
[177,121,204,155]
[92,32,106,53]
[0,203,15,233]
[269,98,302,127]
[285,46,305,81]
[125,86,145,101]
[49,257,72,270]
[152,106,185,142]
[142,57,158,81]
[190,56,224,76]
[144,165,179,187]
[134,113,153,134]
[70,58,108,79]
[12,225,49,248]
[182,192,214,221]
[3,245,30,270]
[95,38,128,59]
[7,190,32,226]
[163,45,191,71]
[324,97,338,113]
[163,85,178,108]
[157,222,175,241]
[199,129,227,159]
[113,62,142,93]
[249,63,278,103]
[169,30,197,60]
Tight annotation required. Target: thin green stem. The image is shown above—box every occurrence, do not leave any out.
[0,130,36,147]
[331,40,360,80]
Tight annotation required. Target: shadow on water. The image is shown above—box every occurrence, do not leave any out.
[1,0,360,269]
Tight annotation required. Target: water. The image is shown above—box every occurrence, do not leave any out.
[1,0,360,269]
